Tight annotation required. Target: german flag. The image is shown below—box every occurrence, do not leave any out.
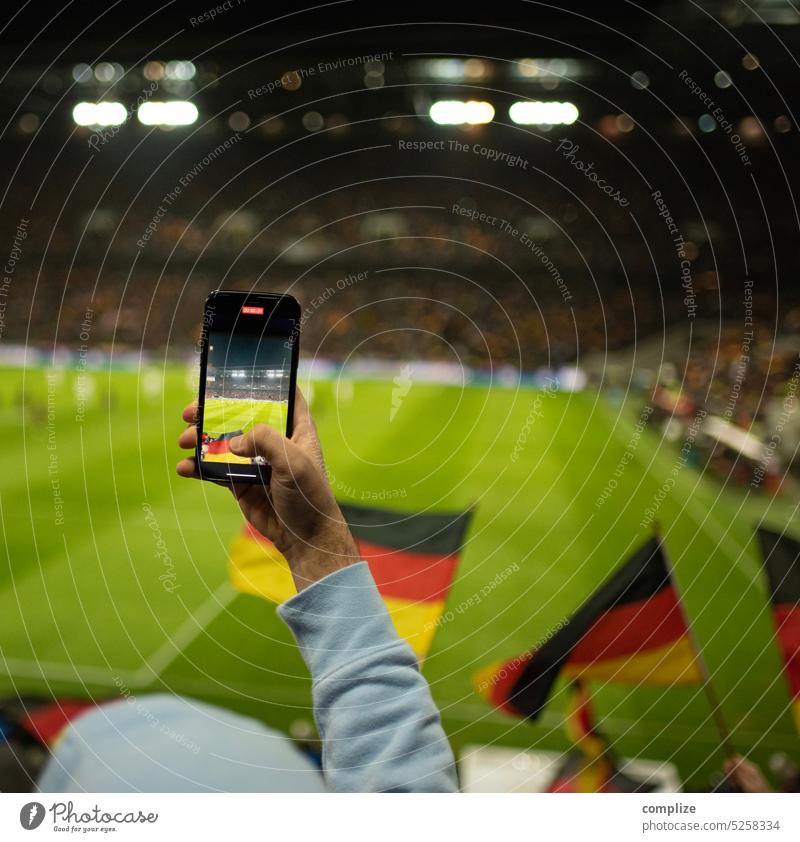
[475,538,702,719]
[555,681,613,792]
[205,430,243,455]
[756,527,800,731]
[202,430,250,464]
[564,681,606,760]
[546,752,610,793]
[545,682,656,792]
[546,753,656,793]
[229,501,474,660]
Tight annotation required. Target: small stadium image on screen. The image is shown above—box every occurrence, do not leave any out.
[201,330,292,465]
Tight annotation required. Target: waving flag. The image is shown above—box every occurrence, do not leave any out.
[549,681,613,792]
[757,527,800,731]
[545,682,656,793]
[475,537,702,720]
[229,501,474,659]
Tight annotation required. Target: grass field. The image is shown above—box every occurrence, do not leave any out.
[201,396,289,463]
[1,364,798,789]
[202,395,289,440]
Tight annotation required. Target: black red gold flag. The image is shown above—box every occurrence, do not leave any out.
[475,538,702,719]
[230,501,474,659]
[757,527,800,731]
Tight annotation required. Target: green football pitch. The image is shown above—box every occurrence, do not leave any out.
[202,396,289,441]
[1,364,798,789]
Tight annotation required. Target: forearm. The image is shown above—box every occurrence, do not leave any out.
[278,562,458,792]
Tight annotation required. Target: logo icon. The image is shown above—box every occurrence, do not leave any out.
[20,802,45,830]
[390,364,414,422]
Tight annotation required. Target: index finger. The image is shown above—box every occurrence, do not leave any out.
[293,386,310,427]
[290,385,326,473]
[182,401,198,424]
[291,387,316,440]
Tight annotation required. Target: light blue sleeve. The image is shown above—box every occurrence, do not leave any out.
[278,561,458,792]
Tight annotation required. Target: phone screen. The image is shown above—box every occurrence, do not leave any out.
[197,292,299,482]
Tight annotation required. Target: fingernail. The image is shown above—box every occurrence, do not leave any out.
[229,436,242,452]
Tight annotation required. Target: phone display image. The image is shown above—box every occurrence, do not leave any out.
[196,292,300,482]
[200,331,291,465]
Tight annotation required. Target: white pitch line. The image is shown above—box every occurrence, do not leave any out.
[606,408,760,579]
[0,656,138,686]
[134,580,238,684]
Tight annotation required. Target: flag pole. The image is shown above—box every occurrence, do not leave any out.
[652,522,736,759]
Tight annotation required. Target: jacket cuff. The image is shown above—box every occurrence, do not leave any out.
[277,561,401,679]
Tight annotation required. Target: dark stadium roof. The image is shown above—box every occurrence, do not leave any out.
[4,2,675,61]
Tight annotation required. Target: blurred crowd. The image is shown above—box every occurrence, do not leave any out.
[3,150,798,473]
[0,165,722,370]
[679,319,800,431]
[654,319,800,489]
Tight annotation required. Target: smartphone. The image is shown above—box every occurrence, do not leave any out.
[195,290,300,484]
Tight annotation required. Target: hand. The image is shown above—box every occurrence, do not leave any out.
[177,389,360,592]
[723,755,772,793]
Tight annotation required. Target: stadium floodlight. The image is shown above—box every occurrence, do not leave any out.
[508,101,579,125]
[429,100,494,125]
[72,101,127,127]
[137,101,198,126]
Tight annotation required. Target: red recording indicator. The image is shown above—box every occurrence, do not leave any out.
[241,306,264,315]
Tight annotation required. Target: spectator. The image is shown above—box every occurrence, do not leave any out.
[35,389,457,793]
[723,755,772,793]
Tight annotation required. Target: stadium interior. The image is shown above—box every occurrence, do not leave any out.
[1,0,799,795]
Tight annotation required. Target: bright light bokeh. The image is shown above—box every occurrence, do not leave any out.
[429,100,495,125]
[508,100,579,125]
[137,101,199,125]
[72,101,127,127]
